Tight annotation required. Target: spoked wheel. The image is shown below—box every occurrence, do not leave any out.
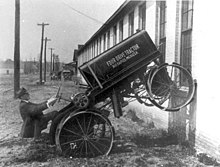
[147,63,195,111]
[132,78,154,107]
[55,110,115,158]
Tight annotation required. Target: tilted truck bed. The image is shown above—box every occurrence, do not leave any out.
[79,30,161,98]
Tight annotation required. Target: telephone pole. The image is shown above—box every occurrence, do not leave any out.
[52,53,56,72]
[48,48,55,75]
[43,37,51,82]
[14,0,20,98]
[37,22,49,84]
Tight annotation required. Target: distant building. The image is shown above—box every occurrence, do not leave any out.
[75,0,220,161]
[62,61,77,75]
[23,61,38,74]
[0,59,24,74]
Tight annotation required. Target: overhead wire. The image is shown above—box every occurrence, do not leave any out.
[61,0,104,25]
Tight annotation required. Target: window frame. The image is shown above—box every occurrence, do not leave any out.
[180,0,194,86]
[103,33,106,51]
[180,0,193,71]
[159,1,167,63]
[119,19,123,42]
[138,2,146,30]
[113,24,117,45]
[107,30,110,49]
[128,11,134,36]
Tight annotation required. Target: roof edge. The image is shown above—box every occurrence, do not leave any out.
[78,0,130,53]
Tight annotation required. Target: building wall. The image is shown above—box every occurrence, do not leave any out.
[192,0,220,160]
[145,1,156,40]
[165,0,176,64]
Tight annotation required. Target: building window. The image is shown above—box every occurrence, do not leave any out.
[159,1,166,63]
[180,0,193,85]
[96,39,99,56]
[93,42,95,58]
[128,11,134,36]
[159,1,166,39]
[138,3,146,30]
[98,37,101,54]
[182,1,193,31]
[107,30,110,49]
[89,45,92,59]
[119,19,123,42]
[113,25,117,45]
[91,44,93,59]
[181,0,193,71]
[103,33,106,51]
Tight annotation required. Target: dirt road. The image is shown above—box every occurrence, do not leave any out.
[0,74,213,166]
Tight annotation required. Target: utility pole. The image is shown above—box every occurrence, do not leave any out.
[14,0,20,98]
[54,55,60,72]
[43,37,51,82]
[37,22,49,85]
[48,48,54,75]
[52,53,55,72]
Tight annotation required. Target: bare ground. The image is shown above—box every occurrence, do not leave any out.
[0,74,217,167]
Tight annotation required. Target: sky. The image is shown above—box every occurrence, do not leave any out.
[0,0,125,63]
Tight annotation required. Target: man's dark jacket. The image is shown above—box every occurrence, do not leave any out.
[19,100,48,138]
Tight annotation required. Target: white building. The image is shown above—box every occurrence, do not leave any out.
[76,0,220,161]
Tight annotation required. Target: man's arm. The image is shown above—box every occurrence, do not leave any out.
[20,101,47,117]
[20,97,57,118]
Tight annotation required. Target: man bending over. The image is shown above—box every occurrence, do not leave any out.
[16,87,58,139]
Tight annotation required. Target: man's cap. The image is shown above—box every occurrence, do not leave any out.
[16,87,28,99]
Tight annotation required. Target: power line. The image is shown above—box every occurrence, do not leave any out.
[62,1,104,25]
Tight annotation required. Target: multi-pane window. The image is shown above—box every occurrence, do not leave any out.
[113,25,117,45]
[159,1,166,63]
[103,33,106,51]
[95,42,97,57]
[182,1,193,31]
[119,19,123,42]
[96,40,99,56]
[98,37,101,54]
[89,45,92,59]
[139,3,146,30]
[128,11,134,36]
[91,45,93,59]
[107,30,110,49]
[181,0,193,71]
[180,0,193,86]
[93,42,95,58]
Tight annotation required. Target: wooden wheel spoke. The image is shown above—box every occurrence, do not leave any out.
[86,139,105,155]
[84,140,88,156]
[89,138,110,152]
[63,127,82,137]
[152,85,170,97]
[78,140,85,157]
[87,140,96,157]
[86,114,93,134]
[152,79,171,87]
[154,71,170,85]
[76,117,85,135]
